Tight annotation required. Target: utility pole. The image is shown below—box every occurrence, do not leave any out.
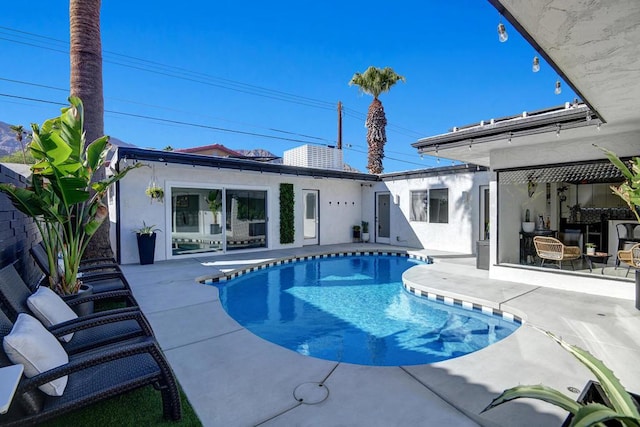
[337,101,343,150]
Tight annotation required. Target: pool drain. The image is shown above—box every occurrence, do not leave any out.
[293,382,329,404]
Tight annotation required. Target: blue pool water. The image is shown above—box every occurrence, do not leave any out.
[216,255,519,366]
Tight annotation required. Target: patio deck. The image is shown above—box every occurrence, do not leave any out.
[120,243,640,427]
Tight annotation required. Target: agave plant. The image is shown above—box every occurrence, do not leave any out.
[482,328,640,426]
[0,97,142,295]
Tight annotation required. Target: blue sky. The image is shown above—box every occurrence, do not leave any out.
[0,1,575,173]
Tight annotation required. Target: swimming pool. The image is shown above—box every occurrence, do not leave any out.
[216,254,520,366]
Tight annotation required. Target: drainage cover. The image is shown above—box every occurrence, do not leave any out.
[293,382,329,404]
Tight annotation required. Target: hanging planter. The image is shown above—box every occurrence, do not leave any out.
[145,184,164,203]
[146,166,164,203]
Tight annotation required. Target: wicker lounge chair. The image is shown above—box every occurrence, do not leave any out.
[533,236,582,270]
[0,309,181,425]
[0,265,152,355]
[30,244,136,298]
[618,243,640,277]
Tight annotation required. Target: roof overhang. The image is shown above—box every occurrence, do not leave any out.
[412,104,600,166]
[114,146,380,181]
[488,0,640,128]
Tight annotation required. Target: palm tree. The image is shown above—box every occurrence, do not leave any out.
[9,125,27,164]
[69,0,111,259]
[349,66,405,174]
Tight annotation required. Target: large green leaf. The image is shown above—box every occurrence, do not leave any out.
[0,184,48,217]
[85,136,110,172]
[547,331,640,418]
[571,403,640,427]
[596,145,633,181]
[482,384,581,414]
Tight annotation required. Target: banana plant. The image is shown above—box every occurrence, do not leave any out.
[596,145,640,222]
[482,328,640,426]
[0,97,142,295]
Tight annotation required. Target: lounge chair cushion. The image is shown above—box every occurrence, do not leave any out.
[3,313,69,396]
[27,286,78,342]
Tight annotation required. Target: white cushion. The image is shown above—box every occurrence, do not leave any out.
[3,313,69,396]
[27,286,78,342]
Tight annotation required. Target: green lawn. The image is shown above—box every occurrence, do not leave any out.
[41,383,201,426]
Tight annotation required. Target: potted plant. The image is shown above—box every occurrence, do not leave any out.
[352,225,361,242]
[483,328,640,426]
[0,97,140,296]
[586,242,597,255]
[361,221,370,242]
[145,183,164,203]
[135,222,161,265]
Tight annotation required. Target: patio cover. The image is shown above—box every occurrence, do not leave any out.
[498,161,625,185]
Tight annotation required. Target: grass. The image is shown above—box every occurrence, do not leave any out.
[38,301,203,426]
[41,383,202,426]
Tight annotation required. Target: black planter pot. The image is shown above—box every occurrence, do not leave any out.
[61,284,94,317]
[562,381,640,426]
[137,233,157,265]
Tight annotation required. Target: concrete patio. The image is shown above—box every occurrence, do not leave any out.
[120,244,640,427]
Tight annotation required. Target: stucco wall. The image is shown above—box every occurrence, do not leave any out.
[115,160,367,264]
[367,170,489,254]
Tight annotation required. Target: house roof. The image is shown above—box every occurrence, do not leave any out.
[174,144,243,157]
[114,146,379,181]
[412,103,598,166]
[114,146,485,182]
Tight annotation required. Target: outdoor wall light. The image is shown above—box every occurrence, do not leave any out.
[554,80,562,95]
[532,56,540,72]
[497,23,508,42]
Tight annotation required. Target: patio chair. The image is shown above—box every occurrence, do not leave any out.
[0,264,152,355]
[533,236,582,270]
[0,309,181,425]
[617,243,640,277]
[30,244,136,299]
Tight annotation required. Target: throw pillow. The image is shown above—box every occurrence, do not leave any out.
[3,313,69,396]
[27,286,78,342]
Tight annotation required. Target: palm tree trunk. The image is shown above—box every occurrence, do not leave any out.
[70,0,113,259]
[365,98,387,174]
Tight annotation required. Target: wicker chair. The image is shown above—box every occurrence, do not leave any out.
[0,309,181,425]
[31,243,136,300]
[533,236,582,270]
[617,243,640,277]
[0,265,151,355]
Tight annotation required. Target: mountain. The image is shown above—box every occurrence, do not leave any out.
[0,121,24,157]
[234,148,282,163]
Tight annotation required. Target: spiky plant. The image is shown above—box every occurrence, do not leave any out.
[349,66,405,174]
[483,328,640,426]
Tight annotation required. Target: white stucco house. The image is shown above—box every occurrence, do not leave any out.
[109,146,488,266]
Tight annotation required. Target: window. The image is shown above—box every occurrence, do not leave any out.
[429,188,449,223]
[410,191,428,222]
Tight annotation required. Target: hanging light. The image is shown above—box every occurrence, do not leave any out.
[532,56,540,72]
[497,23,508,42]
[508,132,512,144]
[556,124,561,137]
[554,80,562,95]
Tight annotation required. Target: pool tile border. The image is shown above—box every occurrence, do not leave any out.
[199,249,523,326]
[200,250,432,284]
[403,283,524,325]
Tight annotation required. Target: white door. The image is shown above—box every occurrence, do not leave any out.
[303,190,319,245]
[376,193,391,244]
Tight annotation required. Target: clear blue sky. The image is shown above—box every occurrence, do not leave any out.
[0,1,575,173]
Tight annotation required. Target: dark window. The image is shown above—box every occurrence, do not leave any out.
[429,188,449,223]
[410,191,428,222]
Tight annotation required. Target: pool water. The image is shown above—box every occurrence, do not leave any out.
[216,255,519,366]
